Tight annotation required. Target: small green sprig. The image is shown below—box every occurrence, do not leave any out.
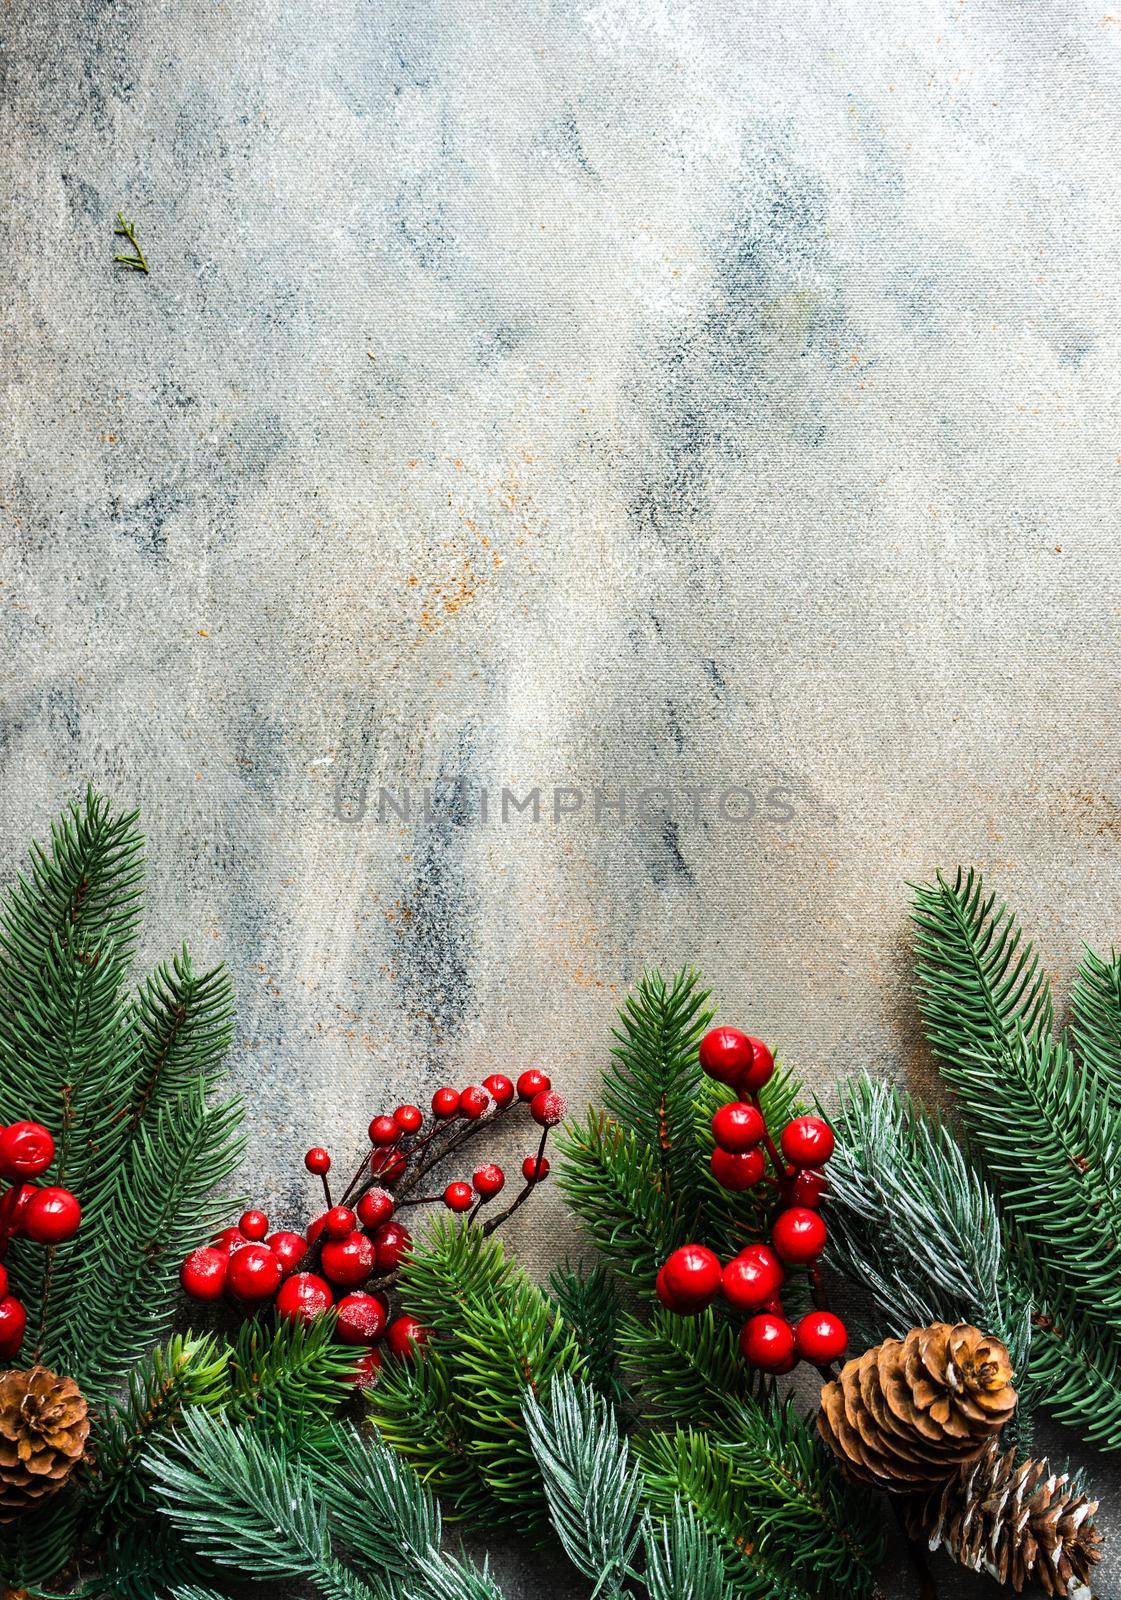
[113,212,150,274]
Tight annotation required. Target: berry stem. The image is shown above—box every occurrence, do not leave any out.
[749,1093,786,1181]
[482,1128,549,1238]
[394,1103,509,1201]
[394,1193,441,1208]
[808,1261,829,1311]
[320,1172,333,1210]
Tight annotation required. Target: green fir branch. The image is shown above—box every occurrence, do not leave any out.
[617,1306,760,1427]
[548,1261,629,1409]
[1072,945,1121,1100]
[557,1109,688,1287]
[365,1346,494,1523]
[641,1503,731,1600]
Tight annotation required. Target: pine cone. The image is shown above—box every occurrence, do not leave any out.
[0,1367,89,1521]
[906,1436,1102,1596]
[818,1322,1017,1490]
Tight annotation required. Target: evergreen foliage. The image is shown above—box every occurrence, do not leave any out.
[548,1261,629,1409]
[617,1305,760,1425]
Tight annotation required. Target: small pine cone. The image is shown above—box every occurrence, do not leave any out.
[818,1323,1017,1491]
[0,1367,89,1521]
[906,1436,1102,1597]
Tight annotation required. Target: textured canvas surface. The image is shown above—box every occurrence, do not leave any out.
[4,1,1121,1593]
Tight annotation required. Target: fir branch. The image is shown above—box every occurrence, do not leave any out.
[365,1346,494,1523]
[617,1306,760,1427]
[548,1261,629,1409]
[129,948,234,1131]
[522,1374,643,1597]
[406,1552,508,1600]
[603,968,714,1194]
[306,1423,443,1585]
[1072,944,1121,1100]
[1024,1269,1121,1453]
[0,1489,83,1590]
[641,1503,731,1600]
[113,212,150,273]
[224,1313,358,1437]
[557,1109,688,1287]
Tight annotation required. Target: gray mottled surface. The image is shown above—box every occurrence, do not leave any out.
[3,1,1121,1594]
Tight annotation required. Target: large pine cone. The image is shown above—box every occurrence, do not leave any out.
[818,1323,1017,1490]
[906,1436,1101,1597]
[0,1367,89,1521]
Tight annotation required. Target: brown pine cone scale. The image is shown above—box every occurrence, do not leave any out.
[0,1367,89,1521]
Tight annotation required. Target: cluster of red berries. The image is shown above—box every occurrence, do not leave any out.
[655,1026,846,1376]
[180,1069,563,1383]
[0,1120,82,1361]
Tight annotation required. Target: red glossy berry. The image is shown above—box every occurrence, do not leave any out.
[739,1312,796,1373]
[357,1188,395,1229]
[655,1264,689,1312]
[211,1224,248,1254]
[227,1242,284,1302]
[431,1087,460,1119]
[8,1183,36,1235]
[0,1122,54,1180]
[794,1310,848,1365]
[324,1206,357,1241]
[321,1230,376,1288]
[771,1206,827,1264]
[698,1027,754,1086]
[522,1154,550,1183]
[239,1209,269,1241]
[354,1348,383,1387]
[722,1245,784,1312]
[368,1115,399,1146]
[0,1295,27,1358]
[372,1219,412,1271]
[443,1181,474,1212]
[386,1313,429,1359]
[710,1146,765,1191]
[780,1116,835,1170]
[304,1147,331,1174]
[0,1265,8,1298]
[276,1271,333,1323]
[21,1186,81,1244]
[516,1068,551,1100]
[780,1169,829,1209]
[711,1101,766,1152]
[393,1104,423,1134]
[369,1148,406,1183]
[458,1085,490,1119]
[306,1212,329,1245]
[267,1231,307,1275]
[482,1073,515,1108]
[180,1245,228,1301]
[473,1162,505,1199]
[529,1089,566,1127]
[739,1036,776,1091]
[662,1244,723,1310]
[336,1290,389,1345]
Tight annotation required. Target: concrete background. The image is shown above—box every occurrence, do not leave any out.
[3,0,1121,1594]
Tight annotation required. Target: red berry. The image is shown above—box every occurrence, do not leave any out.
[180,1245,228,1301]
[529,1089,566,1127]
[0,1265,7,1298]
[21,1186,81,1244]
[354,1348,383,1387]
[386,1313,429,1359]
[521,1154,550,1183]
[711,1101,766,1152]
[336,1290,389,1345]
[393,1104,423,1134]
[8,1183,36,1235]
[458,1085,490,1119]
[372,1219,411,1271]
[239,1209,269,1241]
[698,1027,754,1086]
[482,1073,515,1108]
[662,1244,723,1310]
[443,1181,474,1212]
[306,1212,329,1245]
[276,1271,333,1323]
[722,1245,784,1312]
[369,1149,406,1183]
[431,1087,460,1119]
[211,1224,249,1254]
[710,1146,765,1191]
[516,1068,551,1100]
[324,1206,357,1240]
[0,1122,54,1180]
[739,1312,796,1373]
[472,1162,505,1199]
[357,1188,395,1229]
[368,1115,399,1146]
[321,1230,376,1288]
[305,1147,331,1174]
[739,1036,776,1091]
[227,1242,284,1302]
[0,1295,26,1359]
[655,1264,689,1313]
[780,1169,829,1209]
[794,1310,848,1365]
[771,1206,827,1264]
[780,1116,835,1170]
[267,1230,307,1275]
